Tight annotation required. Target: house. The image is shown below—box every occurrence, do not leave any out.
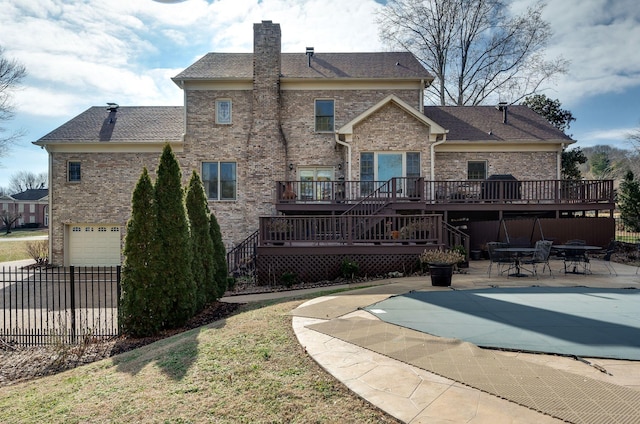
[0,189,49,231]
[34,21,614,274]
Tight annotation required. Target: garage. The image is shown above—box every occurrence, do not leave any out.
[68,225,122,266]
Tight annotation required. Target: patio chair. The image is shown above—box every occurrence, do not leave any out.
[486,242,514,277]
[601,240,617,276]
[522,240,553,278]
[563,240,590,274]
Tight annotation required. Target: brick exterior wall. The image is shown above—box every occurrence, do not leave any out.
[49,152,162,264]
[281,89,421,179]
[434,151,556,180]
[349,102,432,181]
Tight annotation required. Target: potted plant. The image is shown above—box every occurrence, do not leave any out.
[419,248,465,286]
[452,245,468,268]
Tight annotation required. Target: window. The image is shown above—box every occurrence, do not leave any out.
[299,167,334,200]
[359,152,421,196]
[315,99,334,132]
[202,162,237,200]
[467,161,487,180]
[68,161,81,182]
[216,99,232,124]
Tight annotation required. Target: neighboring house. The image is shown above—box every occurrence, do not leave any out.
[0,189,49,230]
[34,21,614,271]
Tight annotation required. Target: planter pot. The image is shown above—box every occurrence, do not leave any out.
[429,264,454,286]
[470,250,482,260]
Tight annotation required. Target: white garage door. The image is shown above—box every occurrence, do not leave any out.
[69,225,121,266]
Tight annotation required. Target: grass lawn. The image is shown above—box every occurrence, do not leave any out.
[0,297,400,424]
[0,229,48,263]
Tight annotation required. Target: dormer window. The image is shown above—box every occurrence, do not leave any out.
[216,99,232,124]
[315,99,334,132]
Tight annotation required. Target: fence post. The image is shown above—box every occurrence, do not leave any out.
[69,266,76,344]
[116,265,122,334]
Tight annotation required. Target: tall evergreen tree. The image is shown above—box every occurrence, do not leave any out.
[209,212,228,299]
[186,171,216,311]
[618,170,640,232]
[154,144,195,328]
[120,168,161,337]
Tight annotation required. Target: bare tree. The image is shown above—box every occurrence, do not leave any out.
[8,171,47,194]
[628,124,640,153]
[0,210,21,234]
[378,0,568,106]
[0,46,27,157]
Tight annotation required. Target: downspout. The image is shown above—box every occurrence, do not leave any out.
[558,143,565,179]
[335,132,352,181]
[420,79,425,113]
[179,79,187,142]
[430,136,447,204]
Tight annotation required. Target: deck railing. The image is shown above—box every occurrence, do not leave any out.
[276,178,614,205]
[259,214,443,246]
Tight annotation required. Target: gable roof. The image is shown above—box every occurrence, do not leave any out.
[172,52,432,83]
[338,95,447,142]
[34,106,184,145]
[10,189,48,201]
[424,105,574,144]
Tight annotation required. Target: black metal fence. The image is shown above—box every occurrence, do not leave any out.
[0,266,120,346]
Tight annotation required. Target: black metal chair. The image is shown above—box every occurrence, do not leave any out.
[487,242,514,277]
[523,240,553,278]
[601,240,617,276]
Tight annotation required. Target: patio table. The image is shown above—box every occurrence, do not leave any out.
[495,247,536,277]
[552,245,603,274]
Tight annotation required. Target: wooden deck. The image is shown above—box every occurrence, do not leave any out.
[275,178,615,217]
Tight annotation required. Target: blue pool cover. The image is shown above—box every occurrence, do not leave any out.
[364,286,640,360]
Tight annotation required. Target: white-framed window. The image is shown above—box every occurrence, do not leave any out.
[467,161,487,180]
[202,161,237,200]
[315,99,334,132]
[360,152,421,196]
[299,167,335,201]
[68,161,81,182]
[216,99,232,124]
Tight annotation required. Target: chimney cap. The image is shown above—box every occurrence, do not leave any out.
[106,102,119,111]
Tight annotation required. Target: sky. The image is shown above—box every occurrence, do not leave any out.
[0,0,639,188]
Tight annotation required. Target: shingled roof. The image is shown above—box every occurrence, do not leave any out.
[35,106,183,144]
[172,52,431,82]
[424,105,574,143]
[10,189,48,201]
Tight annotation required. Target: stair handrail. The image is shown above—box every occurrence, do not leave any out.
[442,221,470,261]
[226,230,258,279]
[341,179,394,216]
